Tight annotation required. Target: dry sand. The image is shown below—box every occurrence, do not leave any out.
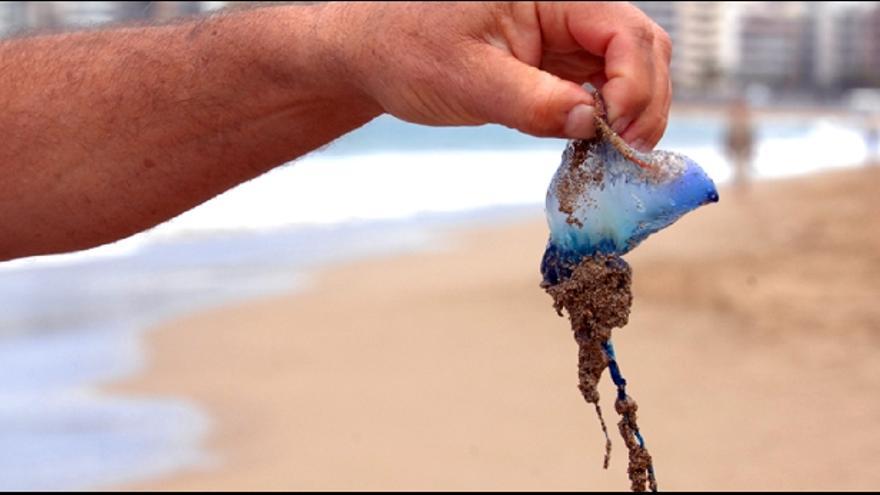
[112,166,880,491]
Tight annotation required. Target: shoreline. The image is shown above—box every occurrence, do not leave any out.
[110,166,880,491]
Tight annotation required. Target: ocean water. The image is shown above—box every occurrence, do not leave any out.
[0,113,871,489]
[0,206,532,490]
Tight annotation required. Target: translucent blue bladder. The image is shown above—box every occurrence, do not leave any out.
[541,138,718,286]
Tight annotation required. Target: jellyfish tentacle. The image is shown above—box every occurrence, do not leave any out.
[594,402,612,470]
[604,340,658,493]
[591,91,656,171]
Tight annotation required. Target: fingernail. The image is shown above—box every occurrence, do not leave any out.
[564,104,596,139]
[611,116,632,134]
[630,138,652,152]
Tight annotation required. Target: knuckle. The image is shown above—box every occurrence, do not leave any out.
[523,98,561,136]
[657,27,672,52]
[629,24,655,49]
[522,76,568,136]
[645,111,669,145]
[656,28,673,64]
[630,82,653,111]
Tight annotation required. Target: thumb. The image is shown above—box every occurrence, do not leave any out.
[466,50,596,139]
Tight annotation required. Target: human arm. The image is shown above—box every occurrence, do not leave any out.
[0,2,671,261]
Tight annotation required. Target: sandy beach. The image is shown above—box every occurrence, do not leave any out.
[111,166,880,491]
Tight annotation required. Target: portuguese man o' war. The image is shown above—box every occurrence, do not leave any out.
[541,116,719,287]
[540,96,718,492]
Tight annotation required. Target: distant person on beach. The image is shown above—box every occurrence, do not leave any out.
[865,115,879,165]
[724,98,755,191]
[0,2,672,261]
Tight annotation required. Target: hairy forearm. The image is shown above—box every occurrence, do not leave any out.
[0,4,379,260]
[0,2,673,261]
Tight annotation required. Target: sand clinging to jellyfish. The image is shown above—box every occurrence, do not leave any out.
[540,96,718,492]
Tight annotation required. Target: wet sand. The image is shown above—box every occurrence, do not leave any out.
[113,166,880,491]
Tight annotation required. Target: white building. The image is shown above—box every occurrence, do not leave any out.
[633,2,736,96]
[634,1,880,97]
[735,2,813,92]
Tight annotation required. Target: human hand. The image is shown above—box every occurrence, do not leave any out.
[325,2,672,150]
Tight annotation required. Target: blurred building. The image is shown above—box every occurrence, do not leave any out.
[51,2,151,27]
[636,1,880,101]
[0,2,26,36]
[735,2,814,93]
[827,2,880,90]
[634,2,739,98]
